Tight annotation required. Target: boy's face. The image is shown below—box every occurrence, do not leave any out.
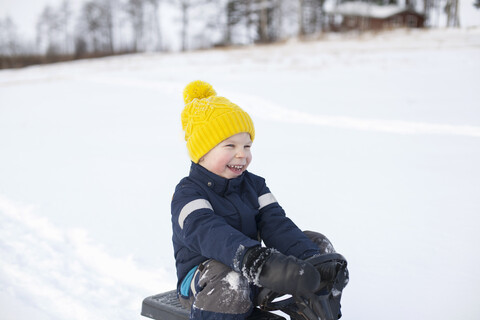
[199,132,252,179]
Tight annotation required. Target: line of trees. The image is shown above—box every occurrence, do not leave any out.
[0,0,472,68]
[422,0,461,27]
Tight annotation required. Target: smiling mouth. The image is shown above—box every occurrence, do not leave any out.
[227,164,245,173]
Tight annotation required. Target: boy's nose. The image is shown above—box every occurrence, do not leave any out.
[236,150,245,158]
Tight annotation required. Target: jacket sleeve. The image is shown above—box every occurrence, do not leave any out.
[172,185,260,272]
[255,180,320,260]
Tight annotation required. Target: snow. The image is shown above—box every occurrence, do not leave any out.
[1,28,480,320]
[327,3,411,19]
[224,271,242,292]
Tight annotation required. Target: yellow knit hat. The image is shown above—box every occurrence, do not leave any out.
[181,80,255,163]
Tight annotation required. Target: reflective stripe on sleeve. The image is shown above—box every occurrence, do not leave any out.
[178,199,213,229]
[258,193,277,210]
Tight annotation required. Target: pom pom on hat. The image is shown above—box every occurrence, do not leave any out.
[183,80,217,104]
[181,80,255,163]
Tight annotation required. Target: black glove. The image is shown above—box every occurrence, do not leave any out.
[242,246,320,298]
[315,261,338,283]
[305,254,350,291]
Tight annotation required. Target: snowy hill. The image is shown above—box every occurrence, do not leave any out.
[1,28,480,320]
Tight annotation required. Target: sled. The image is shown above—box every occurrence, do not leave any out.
[141,253,347,320]
[141,290,286,320]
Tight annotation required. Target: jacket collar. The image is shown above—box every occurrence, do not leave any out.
[189,162,244,195]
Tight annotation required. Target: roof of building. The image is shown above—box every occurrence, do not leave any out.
[327,2,423,19]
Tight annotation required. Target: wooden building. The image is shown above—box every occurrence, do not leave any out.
[327,2,426,32]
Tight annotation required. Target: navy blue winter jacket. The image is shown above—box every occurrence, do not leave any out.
[171,162,320,286]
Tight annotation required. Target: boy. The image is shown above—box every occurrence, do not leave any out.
[172,80,341,320]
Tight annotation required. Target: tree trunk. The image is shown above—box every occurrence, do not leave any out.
[181,2,188,51]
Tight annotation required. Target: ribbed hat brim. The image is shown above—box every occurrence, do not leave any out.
[187,110,255,163]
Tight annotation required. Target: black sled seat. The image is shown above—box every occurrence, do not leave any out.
[142,290,189,320]
[141,290,286,320]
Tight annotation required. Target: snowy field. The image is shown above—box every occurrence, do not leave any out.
[1,28,480,320]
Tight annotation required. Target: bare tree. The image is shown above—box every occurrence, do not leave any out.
[445,0,460,27]
[174,0,210,51]
[298,0,305,36]
[224,0,241,45]
[36,5,62,56]
[147,0,163,51]
[251,0,282,43]
[58,0,73,54]
[298,0,327,37]
[125,0,146,52]
[179,0,190,51]
[35,1,75,56]
[0,16,20,56]
[102,0,116,53]
[76,0,115,54]
[257,0,270,42]
[221,0,282,45]
[223,0,257,45]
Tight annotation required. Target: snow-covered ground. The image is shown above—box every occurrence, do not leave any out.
[1,28,480,320]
